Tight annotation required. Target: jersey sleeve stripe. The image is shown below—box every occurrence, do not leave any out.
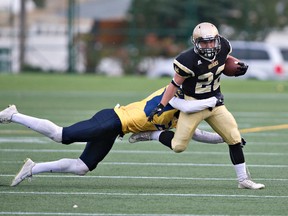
[173,59,195,77]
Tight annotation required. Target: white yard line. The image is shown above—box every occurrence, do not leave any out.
[1,148,288,157]
[1,174,287,181]
[0,191,287,199]
[0,213,240,216]
[1,160,288,168]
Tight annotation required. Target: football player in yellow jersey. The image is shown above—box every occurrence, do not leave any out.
[0,86,222,186]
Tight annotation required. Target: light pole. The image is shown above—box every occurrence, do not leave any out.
[67,0,76,73]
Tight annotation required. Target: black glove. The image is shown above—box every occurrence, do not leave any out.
[148,103,164,122]
[215,93,224,106]
[235,62,248,77]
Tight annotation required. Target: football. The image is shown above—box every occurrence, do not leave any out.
[223,56,240,76]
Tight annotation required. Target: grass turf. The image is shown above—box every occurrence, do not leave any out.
[0,73,288,215]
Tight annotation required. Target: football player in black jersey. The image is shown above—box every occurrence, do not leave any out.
[147,22,264,189]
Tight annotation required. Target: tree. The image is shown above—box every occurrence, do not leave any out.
[128,0,288,41]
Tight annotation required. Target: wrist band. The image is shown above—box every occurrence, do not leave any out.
[158,103,164,109]
[171,78,181,88]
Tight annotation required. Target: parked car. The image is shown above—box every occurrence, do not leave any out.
[278,47,288,79]
[230,41,286,80]
[140,41,288,80]
[138,57,174,78]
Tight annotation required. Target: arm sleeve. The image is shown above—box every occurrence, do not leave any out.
[168,97,217,113]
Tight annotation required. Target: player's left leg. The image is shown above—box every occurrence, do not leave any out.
[79,137,117,171]
[0,105,18,123]
[207,106,265,189]
[11,158,89,187]
[11,136,118,187]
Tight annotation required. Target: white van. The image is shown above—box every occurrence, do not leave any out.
[278,47,288,79]
[230,41,286,80]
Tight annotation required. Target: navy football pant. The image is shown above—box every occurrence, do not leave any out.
[62,109,123,171]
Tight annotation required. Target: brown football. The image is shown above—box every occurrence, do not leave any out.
[223,56,240,76]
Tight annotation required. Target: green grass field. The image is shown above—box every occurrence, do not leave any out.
[0,73,288,215]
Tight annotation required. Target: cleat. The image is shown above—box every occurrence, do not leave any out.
[11,158,35,187]
[0,105,18,123]
[238,179,265,189]
[128,131,153,143]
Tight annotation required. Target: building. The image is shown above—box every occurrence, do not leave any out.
[0,0,132,73]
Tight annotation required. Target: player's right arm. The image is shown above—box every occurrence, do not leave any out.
[148,73,185,122]
[161,73,185,106]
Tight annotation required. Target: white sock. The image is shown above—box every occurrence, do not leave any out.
[234,162,248,182]
[11,113,63,142]
[192,128,224,144]
[150,131,162,140]
[32,158,89,176]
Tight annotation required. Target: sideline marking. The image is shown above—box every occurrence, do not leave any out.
[240,124,288,134]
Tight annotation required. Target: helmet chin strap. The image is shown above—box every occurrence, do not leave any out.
[199,53,217,62]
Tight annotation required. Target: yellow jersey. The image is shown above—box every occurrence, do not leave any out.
[114,86,182,134]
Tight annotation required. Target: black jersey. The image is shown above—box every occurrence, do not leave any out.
[173,36,232,99]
